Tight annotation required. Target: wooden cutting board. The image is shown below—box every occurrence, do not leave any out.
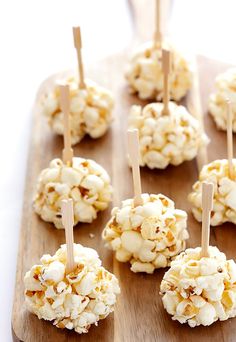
[12,1,236,342]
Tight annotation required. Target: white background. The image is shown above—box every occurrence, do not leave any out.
[1,1,236,340]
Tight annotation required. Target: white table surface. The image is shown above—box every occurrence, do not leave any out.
[1,1,235,340]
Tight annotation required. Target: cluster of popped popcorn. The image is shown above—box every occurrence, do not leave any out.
[42,77,114,145]
[125,41,192,101]
[24,244,120,334]
[128,102,209,169]
[102,193,189,274]
[188,159,236,226]
[160,246,236,327]
[209,68,236,131]
[33,157,112,229]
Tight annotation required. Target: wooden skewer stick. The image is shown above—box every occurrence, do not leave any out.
[226,99,234,179]
[154,0,162,45]
[62,199,76,273]
[186,56,208,171]
[201,182,214,258]
[73,27,86,89]
[162,48,171,115]
[127,129,143,207]
[59,84,74,166]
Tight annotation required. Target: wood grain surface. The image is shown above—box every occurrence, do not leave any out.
[11,51,236,342]
[12,1,236,341]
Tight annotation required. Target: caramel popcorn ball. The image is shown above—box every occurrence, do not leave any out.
[24,244,120,334]
[102,193,189,274]
[33,157,112,229]
[41,77,114,145]
[128,102,209,169]
[125,41,192,101]
[188,159,236,226]
[209,68,236,131]
[160,246,236,327]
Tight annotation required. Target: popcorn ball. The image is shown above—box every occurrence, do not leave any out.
[188,159,236,226]
[102,193,189,274]
[128,101,209,169]
[42,77,114,145]
[209,68,236,131]
[160,246,236,327]
[33,157,112,229]
[24,244,120,334]
[125,41,192,101]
